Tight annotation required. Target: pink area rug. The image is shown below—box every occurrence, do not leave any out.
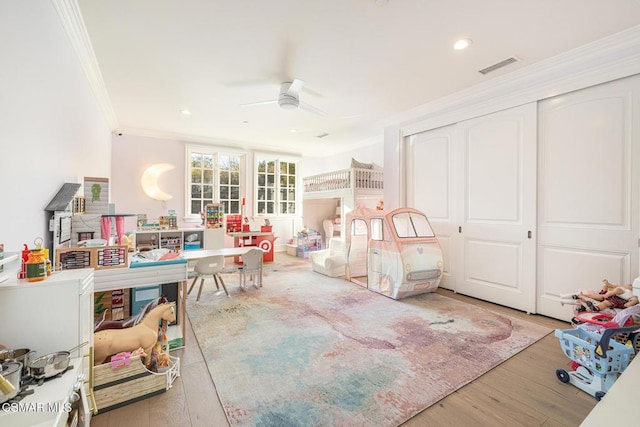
[187,263,549,426]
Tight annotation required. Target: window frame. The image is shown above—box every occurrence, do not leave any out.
[185,145,245,221]
[254,154,300,217]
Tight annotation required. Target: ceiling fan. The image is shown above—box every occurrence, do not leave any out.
[239,79,326,116]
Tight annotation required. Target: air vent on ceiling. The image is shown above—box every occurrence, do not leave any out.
[316,132,330,139]
[478,56,519,75]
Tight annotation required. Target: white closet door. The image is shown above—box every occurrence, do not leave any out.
[455,103,537,313]
[406,124,458,290]
[537,76,640,321]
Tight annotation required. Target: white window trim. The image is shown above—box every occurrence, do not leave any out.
[254,152,300,217]
[184,144,246,222]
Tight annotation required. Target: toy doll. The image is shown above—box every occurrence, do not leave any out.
[560,279,638,312]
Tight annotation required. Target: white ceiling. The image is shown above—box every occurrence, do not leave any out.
[76,0,640,157]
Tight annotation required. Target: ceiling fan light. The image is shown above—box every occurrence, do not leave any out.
[279,97,299,109]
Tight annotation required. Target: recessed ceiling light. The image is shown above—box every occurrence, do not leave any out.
[289,129,297,133]
[453,38,472,50]
[180,109,191,115]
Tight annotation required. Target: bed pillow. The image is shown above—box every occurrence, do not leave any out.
[351,158,373,169]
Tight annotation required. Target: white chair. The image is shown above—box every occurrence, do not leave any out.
[188,255,229,301]
[309,238,346,277]
[238,248,263,290]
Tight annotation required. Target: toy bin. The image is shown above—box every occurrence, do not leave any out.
[554,327,636,400]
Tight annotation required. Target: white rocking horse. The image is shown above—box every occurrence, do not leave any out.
[93,301,176,365]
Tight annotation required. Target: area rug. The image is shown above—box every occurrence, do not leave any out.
[187,265,550,427]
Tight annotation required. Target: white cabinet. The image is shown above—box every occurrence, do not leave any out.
[0,268,94,362]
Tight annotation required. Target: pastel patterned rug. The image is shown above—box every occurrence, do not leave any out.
[187,264,549,427]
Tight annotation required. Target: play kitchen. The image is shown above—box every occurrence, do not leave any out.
[0,343,89,426]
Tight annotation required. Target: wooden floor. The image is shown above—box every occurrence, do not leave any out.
[91,257,597,427]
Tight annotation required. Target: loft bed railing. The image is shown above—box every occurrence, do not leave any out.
[303,168,384,193]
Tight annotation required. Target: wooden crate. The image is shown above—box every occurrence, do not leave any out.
[56,246,128,270]
[93,355,179,413]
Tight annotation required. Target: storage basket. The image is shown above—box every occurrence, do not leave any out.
[93,354,180,413]
[555,328,634,375]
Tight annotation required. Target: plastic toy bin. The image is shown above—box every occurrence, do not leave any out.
[555,328,633,375]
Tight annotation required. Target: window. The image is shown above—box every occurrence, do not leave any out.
[218,155,241,215]
[256,157,298,216]
[187,147,244,218]
[371,218,384,241]
[392,211,435,238]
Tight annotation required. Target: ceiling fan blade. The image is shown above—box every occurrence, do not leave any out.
[286,79,305,97]
[300,101,327,116]
[239,100,277,107]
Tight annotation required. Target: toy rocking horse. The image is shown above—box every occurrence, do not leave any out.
[93,301,176,365]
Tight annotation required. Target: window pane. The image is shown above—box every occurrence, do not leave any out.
[230,172,240,185]
[219,170,229,185]
[191,169,202,183]
[191,200,201,215]
[280,162,287,174]
[267,202,275,214]
[280,175,287,186]
[191,184,201,198]
[230,186,239,199]
[220,186,229,199]
[267,161,275,173]
[289,163,295,174]
[267,188,274,200]
[258,201,265,214]
[230,201,239,213]
[288,202,296,214]
[203,169,214,184]
[258,175,265,186]
[191,153,202,168]
[267,175,274,186]
[203,154,214,169]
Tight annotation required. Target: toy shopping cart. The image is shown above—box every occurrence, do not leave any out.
[554,326,638,400]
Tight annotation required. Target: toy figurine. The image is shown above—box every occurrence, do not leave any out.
[94,302,176,365]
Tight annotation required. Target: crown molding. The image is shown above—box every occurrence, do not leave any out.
[389,25,640,137]
[51,0,118,129]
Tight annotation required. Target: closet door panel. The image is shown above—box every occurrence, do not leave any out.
[537,75,640,321]
[456,103,537,313]
[406,124,458,290]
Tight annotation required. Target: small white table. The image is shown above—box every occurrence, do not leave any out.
[182,247,265,287]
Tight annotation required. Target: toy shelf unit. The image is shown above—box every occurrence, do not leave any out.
[134,228,224,252]
[297,231,323,258]
[205,203,224,229]
[554,326,639,401]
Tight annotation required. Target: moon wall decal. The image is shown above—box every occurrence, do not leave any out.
[141,163,175,201]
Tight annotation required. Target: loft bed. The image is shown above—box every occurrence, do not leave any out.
[302,160,384,241]
[303,167,384,194]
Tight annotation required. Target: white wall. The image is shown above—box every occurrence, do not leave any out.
[111,134,185,233]
[0,1,111,251]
